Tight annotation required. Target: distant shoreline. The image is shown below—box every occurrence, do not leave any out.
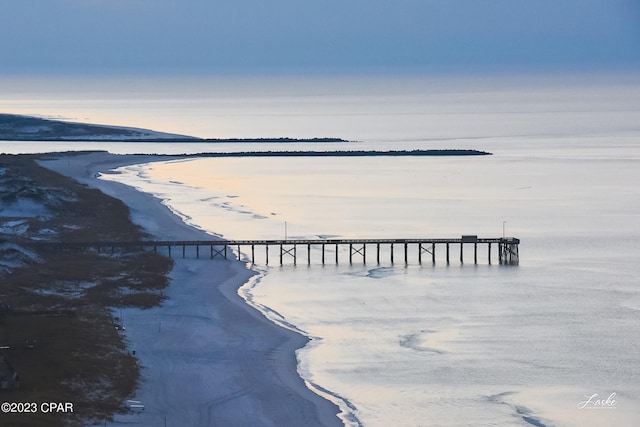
[0,113,347,143]
[48,149,492,159]
[0,114,492,157]
[1,114,492,156]
[170,149,492,157]
[4,137,350,143]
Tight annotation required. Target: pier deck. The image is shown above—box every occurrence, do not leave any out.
[38,236,520,265]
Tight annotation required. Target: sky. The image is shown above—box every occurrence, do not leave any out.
[0,0,638,76]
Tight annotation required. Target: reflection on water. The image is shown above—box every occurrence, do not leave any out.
[104,137,640,426]
[5,74,640,426]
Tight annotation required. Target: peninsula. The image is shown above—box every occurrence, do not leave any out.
[0,114,346,143]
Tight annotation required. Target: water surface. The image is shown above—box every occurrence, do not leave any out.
[4,74,640,426]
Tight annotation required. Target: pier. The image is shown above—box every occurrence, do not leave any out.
[40,236,520,266]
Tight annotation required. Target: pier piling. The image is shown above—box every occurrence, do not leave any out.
[41,236,519,267]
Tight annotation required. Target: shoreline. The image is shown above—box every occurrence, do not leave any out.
[0,111,345,143]
[41,152,343,426]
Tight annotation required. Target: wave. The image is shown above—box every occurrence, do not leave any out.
[238,269,363,427]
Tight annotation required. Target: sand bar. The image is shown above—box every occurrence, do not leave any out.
[41,152,342,427]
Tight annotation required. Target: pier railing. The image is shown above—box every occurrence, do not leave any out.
[36,236,520,265]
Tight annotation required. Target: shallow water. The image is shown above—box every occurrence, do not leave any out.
[5,74,640,426]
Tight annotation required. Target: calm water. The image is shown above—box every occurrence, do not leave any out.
[3,74,640,426]
[104,141,640,427]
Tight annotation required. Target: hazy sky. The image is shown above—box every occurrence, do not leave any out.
[1,0,638,75]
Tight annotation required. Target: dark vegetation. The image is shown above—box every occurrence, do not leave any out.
[0,114,344,142]
[1,114,495,153]
[187,149,491,157]
[0,154,173,426]
[202,137,347,143]
[0,114,153,141]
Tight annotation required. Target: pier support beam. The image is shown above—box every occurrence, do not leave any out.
[350,244,366,264]
[211,245,226,260]
[418,243,435,264]
[49,237,520,267]
[499,238,520,265]
[460,235,480,265]
[280,244,297,265]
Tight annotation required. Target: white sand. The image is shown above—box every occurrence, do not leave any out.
[41,152,341,427]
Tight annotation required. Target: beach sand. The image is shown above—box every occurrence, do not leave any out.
[41,152,342,427]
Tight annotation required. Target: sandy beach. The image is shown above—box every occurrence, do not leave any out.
[42,152,342,427]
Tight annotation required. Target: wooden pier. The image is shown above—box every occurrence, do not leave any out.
[39,236,520,266]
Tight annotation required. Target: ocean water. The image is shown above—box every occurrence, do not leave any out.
[4,74,640,426]
[102,142,640,427]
